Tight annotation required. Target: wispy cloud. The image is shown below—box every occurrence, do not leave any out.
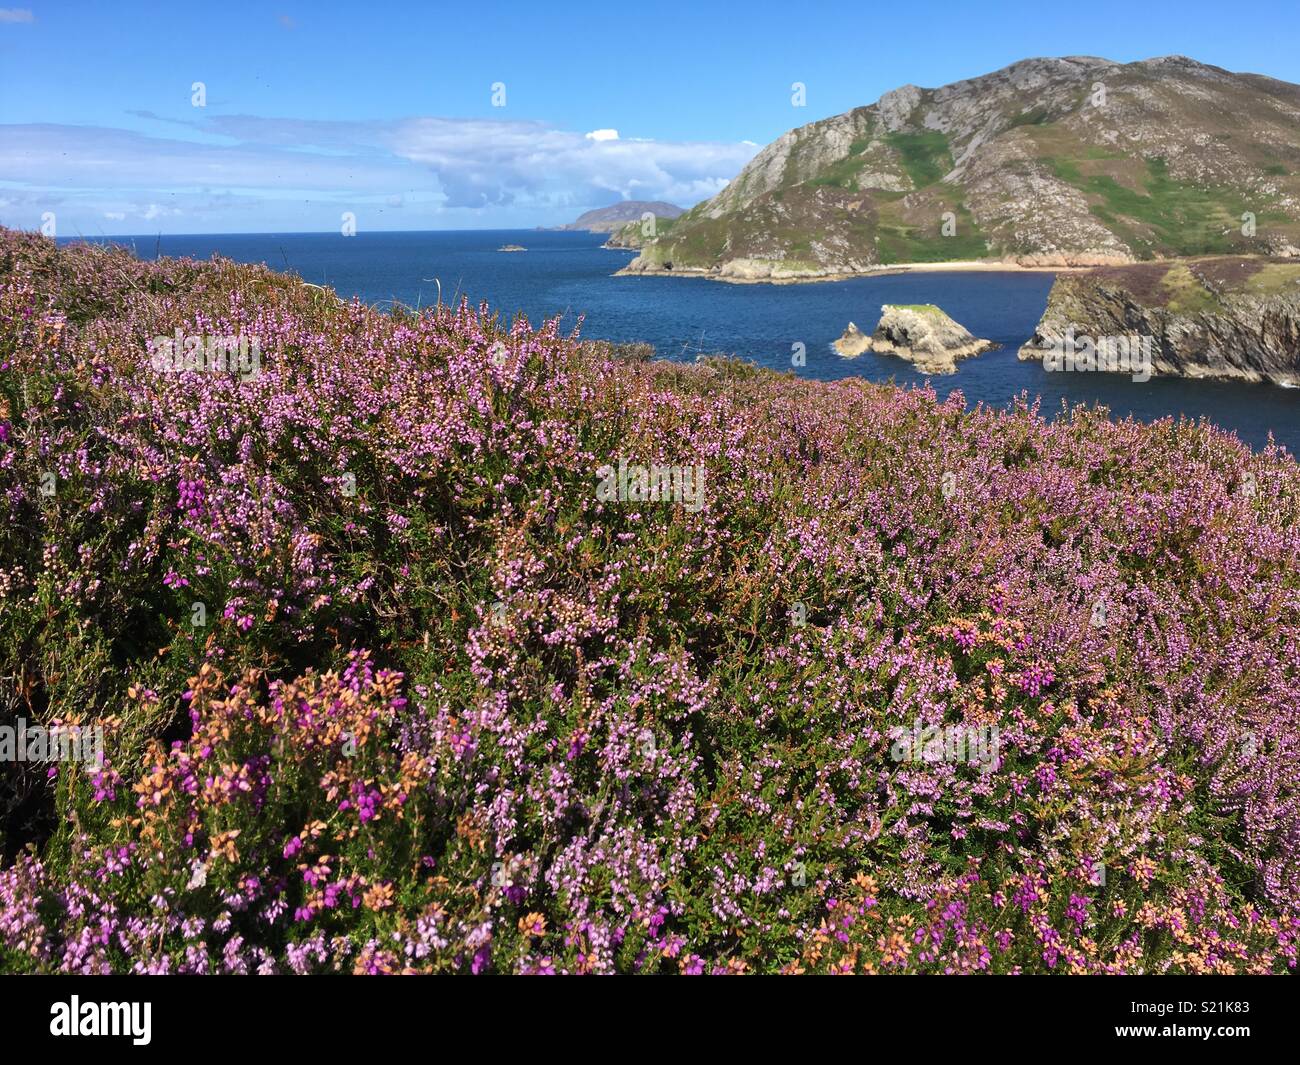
[0,7,35,23]
[0,112,756,232]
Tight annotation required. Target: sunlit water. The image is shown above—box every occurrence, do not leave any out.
[74,229,1300,453]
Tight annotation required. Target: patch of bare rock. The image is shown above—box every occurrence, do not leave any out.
[835,305,998,374]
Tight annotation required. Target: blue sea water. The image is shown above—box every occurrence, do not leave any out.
[73,229,1299,453]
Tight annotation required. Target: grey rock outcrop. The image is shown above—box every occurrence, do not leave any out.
[833,322,871,357]
[867,305,997,373]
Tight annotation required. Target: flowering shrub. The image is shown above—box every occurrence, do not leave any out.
[1,227,1298,973]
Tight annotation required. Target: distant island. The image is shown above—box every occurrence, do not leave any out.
[498,243,527,252]
[547,200,684,234]
[618,55,1300,281]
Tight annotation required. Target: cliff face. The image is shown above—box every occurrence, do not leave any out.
[622,55,1300,280]
[1019,258,1300,384]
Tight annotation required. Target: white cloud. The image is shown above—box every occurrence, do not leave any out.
[0,8,34,23]
[0,112,759,232]
[389,116,753,208]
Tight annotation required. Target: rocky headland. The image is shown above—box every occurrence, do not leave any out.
[1019,257,1300,384]
[551,201,684,235]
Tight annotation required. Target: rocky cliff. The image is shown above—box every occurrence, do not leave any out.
[1019,257,1300,384]
[622,56,1300,280]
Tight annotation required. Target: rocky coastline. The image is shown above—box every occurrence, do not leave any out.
[1019,258,1300,385]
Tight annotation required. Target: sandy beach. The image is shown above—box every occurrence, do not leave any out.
[613,259,1105,284]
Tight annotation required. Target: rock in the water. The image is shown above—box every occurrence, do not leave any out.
[833,321,871,357]
[868,305,997,374]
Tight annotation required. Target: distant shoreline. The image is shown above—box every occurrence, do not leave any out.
[612,260,1099,285]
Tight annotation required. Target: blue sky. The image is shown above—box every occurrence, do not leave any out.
[2,0,1298,234]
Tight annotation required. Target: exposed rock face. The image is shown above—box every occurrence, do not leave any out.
[833,322,871,356]
[623,55,1300,280]
[1019,258,1300,385]
[868,305,997,374]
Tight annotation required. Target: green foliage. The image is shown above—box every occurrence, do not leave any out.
[1007,107,1051,128]
[1047,156,1256,257]
[885,130,954,189]
[875,194,990,263]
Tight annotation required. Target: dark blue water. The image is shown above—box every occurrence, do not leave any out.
[73,230,1299,453]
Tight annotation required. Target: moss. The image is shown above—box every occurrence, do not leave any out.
[889,303,945,316]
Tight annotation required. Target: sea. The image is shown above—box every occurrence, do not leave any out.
[69,229,1300,454]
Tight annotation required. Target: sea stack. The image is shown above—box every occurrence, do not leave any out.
[868,304,996,374]
[833,321,872,357]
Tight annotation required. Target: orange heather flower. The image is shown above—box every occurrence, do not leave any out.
[363,882,395,911]
[1131,855,1157,885]
[210,829,241,862]
[517,912,546,938]
[852,872,878,896]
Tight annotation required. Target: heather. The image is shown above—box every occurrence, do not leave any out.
[1,227,1298,974]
